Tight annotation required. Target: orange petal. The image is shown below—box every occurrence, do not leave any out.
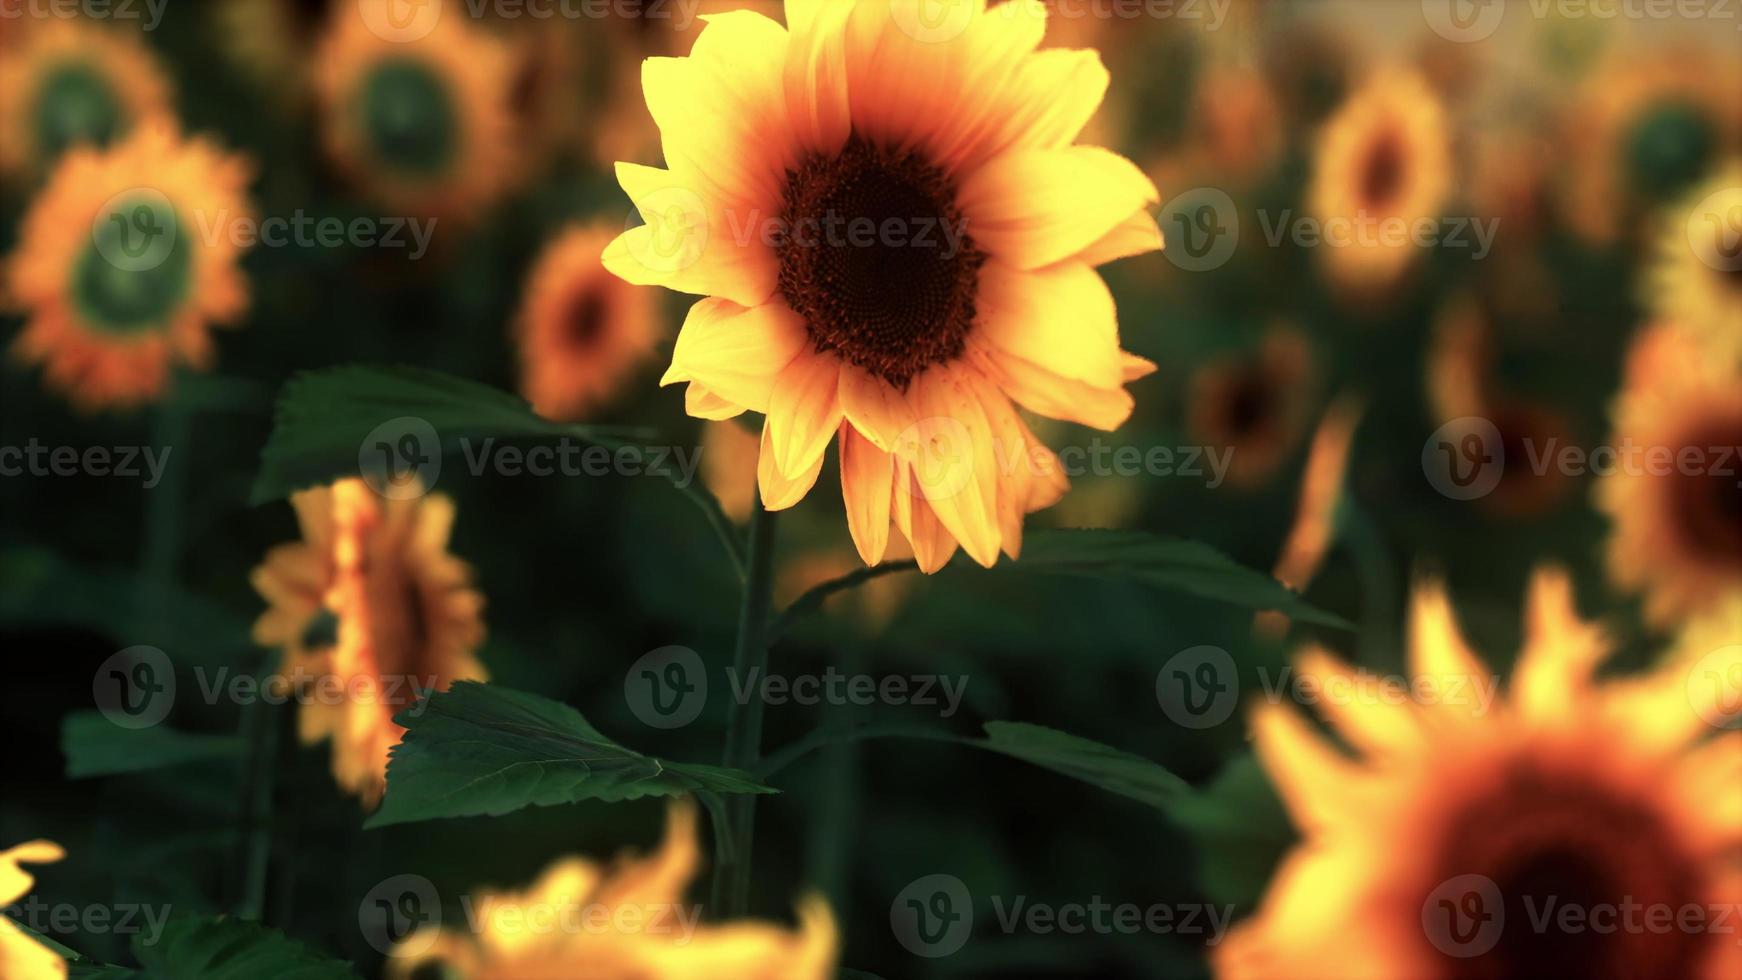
[976,259,1123,390]
[767,351,844,479]
[662,298,807,415]
[757,420,826,511]
[840,427,894,566]
[958,145,1160,269]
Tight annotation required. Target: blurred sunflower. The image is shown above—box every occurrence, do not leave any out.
[1427,302,1576,518]
[251,479,487,808]
[5,122,253,411]
[0,840,65,980]
[606,0,1163,573]
[1596,324,1742,627]
[1308,67,1450,297]
[1254,397,1360,639]
[314,0,517,220]
[1562,48,1738,245]
[1218,569,1742,980]
[1648,163,1742,366]
[516,225,658,422]
[1187,325,1315,491]
[1185,64,1282,186]
[389,799,837,979]
[0,18,172,181]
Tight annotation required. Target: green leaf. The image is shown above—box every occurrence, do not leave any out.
[249,365,745,577]
[998,529,1352,629]
[977,721,1191,811]
[250,364,636,503]
[61,711,244,779]
[132,913,360,980]
[367,682,774,829]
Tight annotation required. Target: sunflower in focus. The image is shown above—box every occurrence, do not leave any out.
[1187,325,1315,491]
[1308,67,1450,297]
[606,0,1163,574]
[314,0,517,220]
[389,799,837,979]
[5,122,253,410]
[251,478,488,808]
[1648,163,1742,367]
[1217,569,1742,980]
[0,18,172,182]
[1596,324,1742,627]
[0,840,65,980]
[517,225,659,422]
[1561,48,1738,246]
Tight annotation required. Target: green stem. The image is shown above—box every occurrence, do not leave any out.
[711,498,779,918]
[135,392,190,631]
[806,638,869,912]
[234,694,281,921]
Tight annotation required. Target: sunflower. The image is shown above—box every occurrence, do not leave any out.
[1427,301,1576,518]
[0,840,65,980]
[251,478,488,808]
[1561,47,1738,246]
[1596,324,1742,627]
[0,18,172,182]
[1217,569,1742,980]
[1648,163,1742,366]
[517,225,659,422]
[1307,67,1451,296]
[605,0,1162,574]
[313,0,517,220]
[4,121,253,411]
[1187,326,1315,491]
[389,800,837,979]
[1185,64,1283,187]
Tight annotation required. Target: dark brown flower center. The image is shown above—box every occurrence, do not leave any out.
[1425,765,1710,980]
[1224,369,1278,438]
[560,287,609,352]
[776,136,985,389]
[1360,129,1406,212]
[1667,418,1742,572]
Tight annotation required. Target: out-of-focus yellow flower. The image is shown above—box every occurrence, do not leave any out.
[1426,300,1576,518]
[606,1,1161,573]
[1253,397,1360,639]
[1596,324,1742,627]
[0,18,171,181]
[389,800,838,980]
[1561,47,1738,246]
[0,840,65,980]
[4,122,253,411]
[1184,65,1282,187]
[1308,67,1450,298]
[1219,569,1742,980]
[1187,325,1316,491]
[1648,162,1742,367]
[251,479,488,808]
[314,0,517,220]
[516,225,659,422]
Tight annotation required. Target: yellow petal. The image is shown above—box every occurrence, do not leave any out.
[606,163,777,308]
[958,146,1160,269]
[1121,352,1158,381]
[663,298,807,415]
[838,365,918,453]
[892,459,961,574]
[976,259,1122,390]
[1078,209,1165,267]
[0,918,66,980]
[971,341,1136,430]
[768,352,844,479]
[840,427,894,566]
[783,0,854,156]
[0,840,63,905]
[758,420,826,511]
[685,383,746,420]
[1512,567,1610,726]
[901,365,1002,567]
[1406,580,1492,723]
[1250,704,1362,833]
[1293,647,1423,758]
